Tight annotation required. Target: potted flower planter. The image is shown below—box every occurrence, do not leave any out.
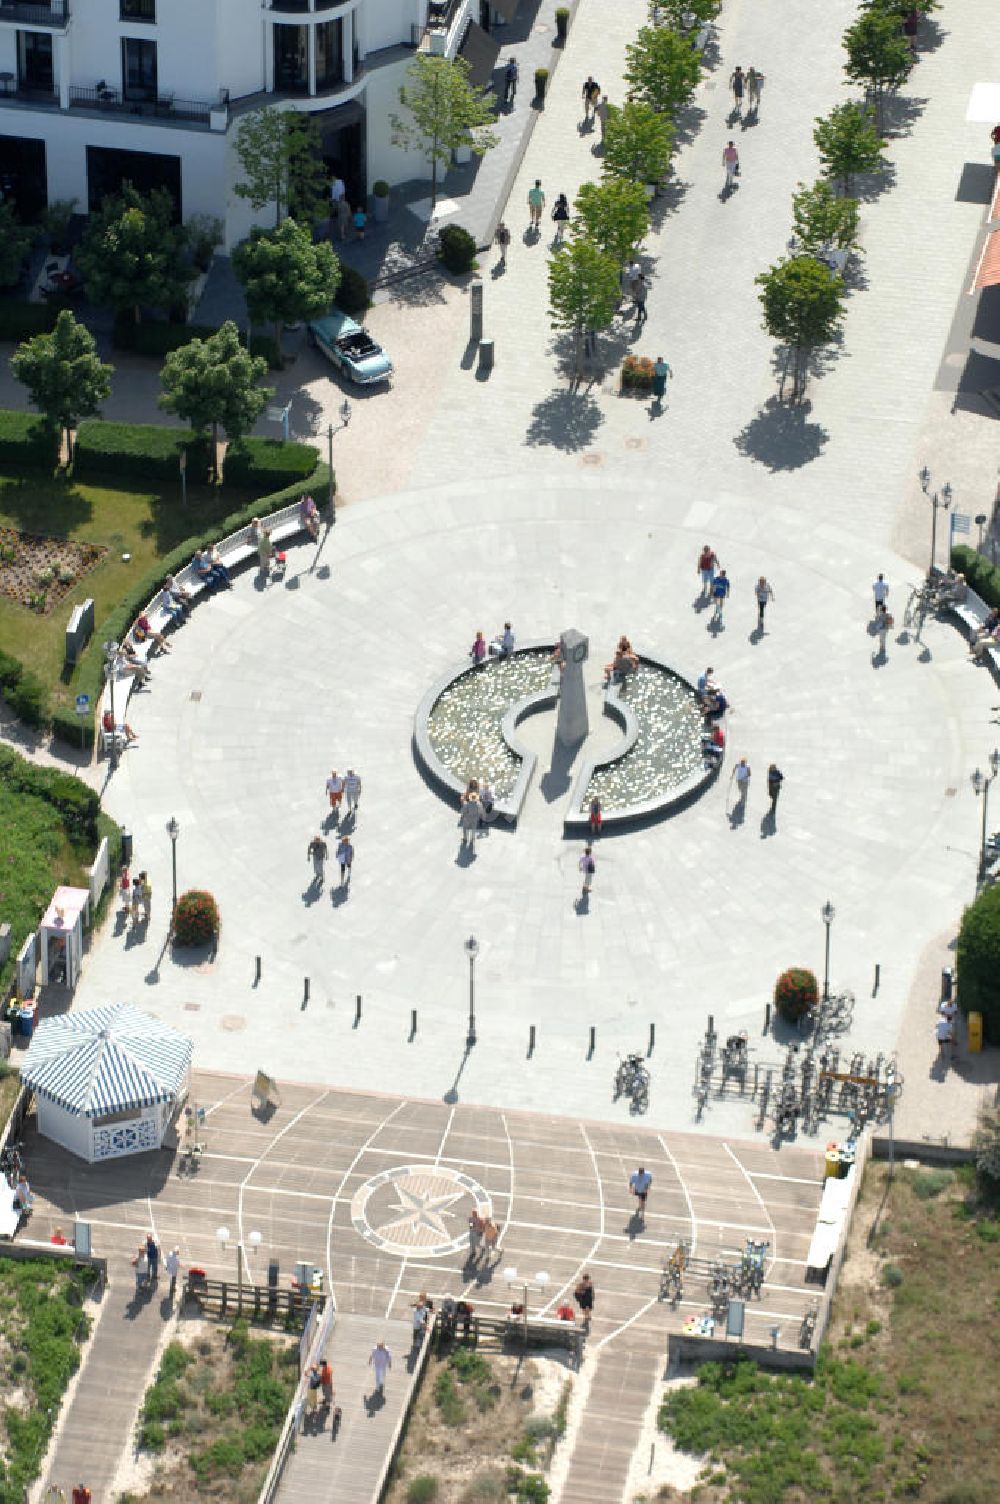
[372,180,390,223]
[534,67,548,103]
[555,7,570,43]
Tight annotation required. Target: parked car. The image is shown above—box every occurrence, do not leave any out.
[306,308,392,386]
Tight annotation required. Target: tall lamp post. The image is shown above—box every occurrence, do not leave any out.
[102,639,119,767]
[503,1266,550,1344]
[918,466,953,577]
[326,399,352,524]
[166,817,179,919]
[972,749,1000,881]
[216,1225,262,1315]
[821,901,835,1002]
[465,934,480,1048]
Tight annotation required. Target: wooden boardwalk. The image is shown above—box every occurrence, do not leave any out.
[560,1345,665,1503]
[275,1314,413,1503]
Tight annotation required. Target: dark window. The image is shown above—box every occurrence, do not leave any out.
[120,0,156,19]
[273,24,308,94]
[17,32,54,96]
[86,144,181,218]
[315,21,343,91]
[122,36,157,101]
[0,134,47,224]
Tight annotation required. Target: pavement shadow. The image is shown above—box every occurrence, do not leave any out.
[574,892,591,916]
[760,808,777,840]
[364,1388,387,1418]
[748,624,764,646]
[851,160,898,202]
[733,396,829,471]
[624,1210,645,1241]
[881,93,927,140]
[538,732,577,802]
[301,877,324,908]
[728,797,747,829]
[455,841,477,867]
[525,387,604,451]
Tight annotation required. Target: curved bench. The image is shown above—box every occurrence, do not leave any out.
[98,498,314,754]
[943,584,1000,685]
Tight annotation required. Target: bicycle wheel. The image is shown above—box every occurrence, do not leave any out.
[631,1079,649,1114]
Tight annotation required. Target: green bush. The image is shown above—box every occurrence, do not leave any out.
[73,419,211,484]
[774,967,818,1024]
[956,883,1000,1044]
[112,314,283,370]
[0,298,58,341]
[51,705,95,751]
[173,889,220,947]
[909,1168,954,1200]
[880,1263,904,1288]
[407,1478,440,1504]
[336,265,371,316]
[222,436,319,492]
[0,747,98,842]
[433,1368,466,1426]
[0,408,60,470]
[438,224,478,275]
[6,669,50,728]
[951,544,1000,609]
[449,1348,492,1384]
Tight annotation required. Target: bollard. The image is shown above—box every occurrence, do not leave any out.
[354,994,362,1028]
[707,1014,714,1038]
[752,1063,760,1097]
[873,963,880,996]
[409,1008,417,1040]
[763,1002,771,1035]
[254,955,261,987]
[647,1022,655,1057]
[587,1025,595,1059]
[302,978,310,1008]
[470,278,484,344]
[528,1024,536,1058]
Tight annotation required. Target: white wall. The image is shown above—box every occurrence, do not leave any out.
[37,1099,90,1163]
[364,0,425,56]
[364,60,432,190]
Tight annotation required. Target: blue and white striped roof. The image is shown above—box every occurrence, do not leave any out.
[20,1004,192,1118]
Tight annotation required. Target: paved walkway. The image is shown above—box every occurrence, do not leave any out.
[559,1343,666,1504]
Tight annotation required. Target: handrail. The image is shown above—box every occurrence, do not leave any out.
[257,1295,337,1504]
[372,1315,437,1502]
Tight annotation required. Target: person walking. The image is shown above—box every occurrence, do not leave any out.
[872,573,889,617]
[460,791,482,849]
[257,526,273,577]
[411,1295,429,1346]
[746,66,763,116]
[336,196,352,243]
[935,1011,955,1063]
[306,1362,322,1417]
[138,872,152,924]
[132,1243,148,1294]
[353,205,367,240]
[369,1340,392,1397]
[711,568,731,625]
[582,75,600,123]
[755,576,775,629]
[72,1486,92,1504]
[131,875,142,926]
[729,64,745,113]
[320,1358,335,1407]
[527,180,545,230]
[631,271,648,326]
[503,57,518,106]
[766,763,783,813]
[481,1216,500,1266]
[574,1272,595,1328]
[596,94,610,142]
[468,1209,484,1262]
[552,192,570,244]
[307,833,329,885]
[589,796,603,839]
[145,1232,159,1285]
[344,768,362,817]
[326,769,345,817]
[723,140,740,193]
[495,220,511,267]
[629,1166,652,1222]
[580,845,596,898]
[165,1246,181,1300]
[697,544,719,599]
[335,834,354,887]
[732,757,751,807]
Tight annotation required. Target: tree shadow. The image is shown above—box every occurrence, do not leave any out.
[733,396,829,471]
[649,175,691,225]
[525,387,604,452]
[916,19,947,55]
[671,100,708,152]
[880,93,927,140]
[849,160,898,203]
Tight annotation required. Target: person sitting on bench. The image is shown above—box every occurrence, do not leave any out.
[604,635,639,685]
[703,686,728,719]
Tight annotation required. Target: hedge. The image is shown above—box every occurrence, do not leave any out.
[72,421,211,484]
[956,884,1000,1045]
[336,266,371,316]
[951,544,1000,610]
[0,648,51,730]
[0,745,99,843]
[223,437,319,491]
[0,410,60,470]
[0,298,58,342]
[112,316,282,369]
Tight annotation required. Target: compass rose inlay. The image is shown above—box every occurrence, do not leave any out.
[350,1164,491,1257]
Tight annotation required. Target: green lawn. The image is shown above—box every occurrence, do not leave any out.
[0,474,248,718]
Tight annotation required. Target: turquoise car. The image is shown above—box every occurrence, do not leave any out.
[306,309,393,387]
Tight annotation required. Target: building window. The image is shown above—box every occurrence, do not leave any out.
[120,0,156,19]
[122,36,157,102]
[273,25,308,95]
[17,32,54,97]
[315,21,344,91]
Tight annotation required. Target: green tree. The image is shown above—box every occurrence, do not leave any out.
[648,0,719,30]
[76,185,192,324]
[756,256,844,402]
[233,107,329,227]
[547,239,620,376]
[10,309,113,457]
[602,101,674,187]
[956,884,1000,1045]
[0,201,35,289]
[572,178,649,269]
[390,55,499,209]
[625,26,702,121]
[159,321,272,479]
[791,179,860,254]
[863,0,939,21]
[843,8,913,132]
[813,103,887,195]
[232,218,340,349]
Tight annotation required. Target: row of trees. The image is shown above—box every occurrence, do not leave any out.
[755,0,937,401]
[11,309,274,475]
[547,5,721,370]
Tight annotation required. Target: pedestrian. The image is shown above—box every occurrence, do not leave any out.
[481,1216,500,1265]
[732,757,751,805]
[118,864,131,916]
[755,575,775,629]
[766,763,783,812]
[746,66,763,115]
[935,1012,955,1062]
[582,75,600,122]
[480,778,496,822]
[651,355,672,410]
[145,1232,159,1284]
[697,544,719,598]
[329,174,345,213]
[336,834,354,887]
[344,768,362,816]
[369,1340,392,1396]
[139,872,152,923]
[307,833,328,884]
[468,1209,484,1261]
[131,875,142,926]
[326,769,345,817]
[872,573,889,617]
[580,845,596,897]
[723,140,740,192]
[336,197,352,243]
[72,1487,92,1504]
[353,205,367,239]
[165,1246,181,1300]
[527,179,545,229]
[307,1362,322,1416]
[711,568,731,624]
[629,1165,652,1221]
[258,526,273,576]
[631,271,648,326]
[460,791,482,849]
[495,220,511,267]
[503,56,518,106]
[730,64,745,112]
[552,192,570,244]
[411,1295,429,1345]
[589,796,603,839]
[574,1272,595,1327]
[132,1243,148,1294]
[596,94,610,141]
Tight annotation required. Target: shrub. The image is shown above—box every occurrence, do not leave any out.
[0,298,58,341]
[433,1368,466,1426]
[336,264,371,316]
[112,316,283,370]
[774,967,818,1024]
[951,544,1000,609]
[910,1168,954,1199]
[438,224,478,275]
[449,1348,492,1385]
[139,1420,166,1451]
[973,1104,1000,1183]
[460,1479,504,1502]
[373,179,390,198]
[621,354,654,392]
[0,408,60,470]
[880,1263,904,1288]
[172,889,220,947]
[407,1479,440,1504]
[222,436,319,492]
[0,656,51,730]
[956,883,1000,1044]
[73,420,211,484]
[0,752,99,842]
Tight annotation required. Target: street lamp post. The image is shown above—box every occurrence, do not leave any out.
[918,467,953,577]
[326,399,352,524]
[216,1225,262,1315]
[821,901,835,1003]
[972,749,1000,881]
[502,1266,550,1343]
[166,817,179,919]
[465,935,480,1048]
[102,639,119,768]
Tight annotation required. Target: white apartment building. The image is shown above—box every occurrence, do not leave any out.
[0,0,512,247]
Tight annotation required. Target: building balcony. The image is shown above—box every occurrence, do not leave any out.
[68,85,227,128]
[0,75,57,106]
[0,0,69,27]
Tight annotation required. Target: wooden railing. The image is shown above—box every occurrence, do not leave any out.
[184,1273,326,1327]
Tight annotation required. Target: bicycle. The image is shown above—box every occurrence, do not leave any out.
[614,1053,648,1100]
[799,1305,819,1349]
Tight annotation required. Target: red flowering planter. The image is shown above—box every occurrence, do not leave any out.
[172,889,220,947]
[774,967,818,1025]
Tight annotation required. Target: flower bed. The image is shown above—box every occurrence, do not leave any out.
[621,354,655,394]
[0,527,106,614]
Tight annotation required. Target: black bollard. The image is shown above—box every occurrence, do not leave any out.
[647,1022,655,1056]
[409,1008,417,1040]
[873,963,880,997]
[302,977,310,1010]
[763,1003,771,1035]
[587,1026,595,1060]
[254,955,261,987]
[354,994,362,1028]
[528,1025,536,1058]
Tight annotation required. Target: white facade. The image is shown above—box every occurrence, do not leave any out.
[0,0,443,249]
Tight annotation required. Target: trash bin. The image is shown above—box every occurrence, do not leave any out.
[968,1011,983,1053]
[825,1146,841,1179]
[940,967,953,1002]
[120,828,133,865]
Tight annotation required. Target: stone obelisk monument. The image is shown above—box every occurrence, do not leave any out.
[556,629,589,746]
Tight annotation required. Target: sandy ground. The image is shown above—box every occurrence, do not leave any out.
[624,1371,705,1503]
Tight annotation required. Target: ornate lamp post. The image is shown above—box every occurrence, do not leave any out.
[216,1225,262,1314]
[465,934,480,1048]
[326,399,352,523]
[166,817,179,919]
[972,749,1000,881]
[821,901,835,1002]
[918,466,953,576]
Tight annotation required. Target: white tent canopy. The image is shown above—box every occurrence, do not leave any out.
[21,1004,193,1163]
